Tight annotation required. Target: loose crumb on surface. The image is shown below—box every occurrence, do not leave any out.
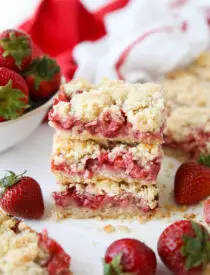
[103,224,116,233]
[154,207,172,219]
[95,216,102,221]
[138,212,154,224]
[153,204,199,222]
[183,213,197,220]
[117,225,131,233]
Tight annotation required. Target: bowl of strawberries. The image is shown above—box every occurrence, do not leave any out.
[0,29,61,153]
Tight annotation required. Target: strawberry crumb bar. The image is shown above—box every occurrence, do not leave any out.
[0,211,71,275]
[50,79,166,219]
[163,52,210,157]
[51,134,163,184]
[49,79,165,144]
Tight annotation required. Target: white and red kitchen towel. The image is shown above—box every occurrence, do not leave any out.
[7,0,210,82]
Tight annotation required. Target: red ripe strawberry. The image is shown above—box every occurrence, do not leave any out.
[174,156,210,205]
[158,220,210,275]
[204,199,210,224]
[23,55,61,100]
[0,171,44,219]
[0,67,29,121]
[104,238,157,275]
[0,29,32,71]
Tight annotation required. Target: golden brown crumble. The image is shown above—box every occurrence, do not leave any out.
[103,224,116,233]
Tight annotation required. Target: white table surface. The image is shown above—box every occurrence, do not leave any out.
[0,124,203,275]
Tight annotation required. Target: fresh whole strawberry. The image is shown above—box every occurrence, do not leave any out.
[104,238,157,275]
[174,155,210,205]
[0,171,44,219]
[0,67,29,121]
[23,55,61,100]
[0,29,32,71]
[158,220,210,275]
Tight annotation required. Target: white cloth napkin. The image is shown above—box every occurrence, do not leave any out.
[73,0,210,83]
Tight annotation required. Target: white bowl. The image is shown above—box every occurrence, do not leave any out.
[0,96,54,153]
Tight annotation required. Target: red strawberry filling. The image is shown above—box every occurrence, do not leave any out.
[39,231,71,275]
[53,90,69,105]
[52,152,161,182]
[49,91,164,143]
[98,109,126,138]
[53,187,155,212]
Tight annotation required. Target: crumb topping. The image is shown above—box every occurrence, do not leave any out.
[0,213,47,275]
[165,107,210,140]
[53,135,162,167]
[163,75,210,107]
[163,52,210,142]
[53,79,165,133]
[62,78,92,96]
[53,136,101,166]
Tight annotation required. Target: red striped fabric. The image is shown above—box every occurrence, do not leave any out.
[19,0,130,80]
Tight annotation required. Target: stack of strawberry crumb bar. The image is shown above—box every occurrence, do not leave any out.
[49,79,166,219]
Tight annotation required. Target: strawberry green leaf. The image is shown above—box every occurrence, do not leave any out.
[104,262,113,275]
[34,77,42,91]
[0,80,29,120]
[103,254,123,275]
[0,32,31,68]
[0,171,26,193]
[103,254,135,275]
[181,221,210,271]
[198,155,210,167]
[22,55,60,90]
[185,257,195,270]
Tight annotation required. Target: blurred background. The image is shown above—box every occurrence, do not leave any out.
[1,0,210,83]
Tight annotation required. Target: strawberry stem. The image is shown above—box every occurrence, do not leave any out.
[22,55,60,90]
[104,254,134,275]
[181,221,210,270]
[198,155,210,167]
[0,80,29,120]
[0,170,26,193]
[0,32,31,68]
